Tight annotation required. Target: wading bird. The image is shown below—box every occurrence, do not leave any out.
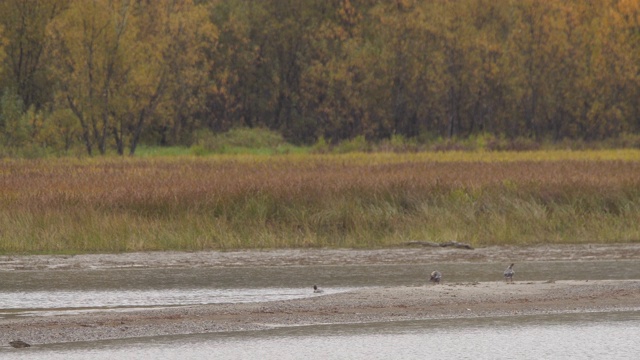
[504,263,515,283]
[430,270,442,284]
[313,285,324,293]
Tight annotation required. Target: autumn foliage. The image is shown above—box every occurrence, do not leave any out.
[0,0,639,156]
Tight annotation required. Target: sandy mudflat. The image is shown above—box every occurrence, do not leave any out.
[1,244,640,346]
[2,243,640,271]
[1,280,640,346]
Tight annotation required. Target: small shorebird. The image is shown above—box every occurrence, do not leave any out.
[9,340,31,348]
[313,285,324,293]
[504,263,515,283]
[429,270,442,284]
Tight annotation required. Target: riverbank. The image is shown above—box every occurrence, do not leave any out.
[2,243,640,270]
[2,280,639,347]
[2,244,640,347]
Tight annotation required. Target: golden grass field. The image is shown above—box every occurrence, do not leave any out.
[2,150,640,254]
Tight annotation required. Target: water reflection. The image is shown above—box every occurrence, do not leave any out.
[2,311,639,359]
[1,260,639,316]
[0,287,348,317]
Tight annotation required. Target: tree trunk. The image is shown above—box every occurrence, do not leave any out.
[66,95,92,156]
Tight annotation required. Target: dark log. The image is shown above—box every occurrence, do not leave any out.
[9,340,31,348]
[403,241,474,250]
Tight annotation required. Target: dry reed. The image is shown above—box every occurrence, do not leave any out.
[1,151,639,253]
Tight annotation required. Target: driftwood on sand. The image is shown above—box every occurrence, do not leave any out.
[403,241,474,250]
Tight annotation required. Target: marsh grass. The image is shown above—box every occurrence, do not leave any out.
[2,151,640,253]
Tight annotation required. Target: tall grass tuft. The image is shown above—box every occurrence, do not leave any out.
[1,151,640,254]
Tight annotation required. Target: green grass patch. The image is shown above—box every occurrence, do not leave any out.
[190,127,309,156]
[134,145,193,157]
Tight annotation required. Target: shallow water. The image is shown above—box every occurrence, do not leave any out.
[1,260,639,317]
[2,311,639,359]
[2,261,640,358]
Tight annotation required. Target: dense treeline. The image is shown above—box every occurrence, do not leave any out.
[0,0,638,156]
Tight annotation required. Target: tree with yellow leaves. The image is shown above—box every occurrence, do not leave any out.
[47,0,216,155]
[118,0,217,154]
[0,0,67,110]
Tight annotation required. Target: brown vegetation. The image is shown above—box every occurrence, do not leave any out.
[1,152,639,253]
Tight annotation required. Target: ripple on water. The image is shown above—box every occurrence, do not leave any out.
[1,312,639,359]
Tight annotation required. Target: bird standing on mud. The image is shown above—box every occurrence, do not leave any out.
[504,263,515,283]
[429,270,442,284]
[313,285,324,293]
